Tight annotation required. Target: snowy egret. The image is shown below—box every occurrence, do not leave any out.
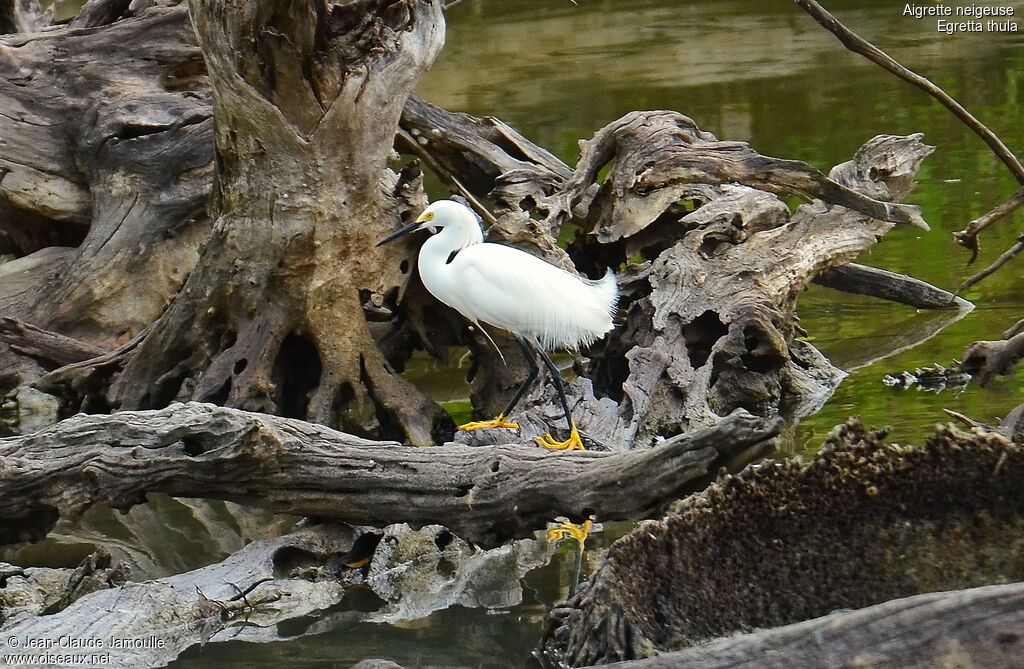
[376,200,617,451]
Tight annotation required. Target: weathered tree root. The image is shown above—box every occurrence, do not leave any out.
[538,419,1024,666]
[0,402,780,548]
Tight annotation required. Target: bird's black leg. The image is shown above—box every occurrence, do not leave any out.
[500,335,541,419]
[458,335,538,433]
[535,346,574,433]
[533,344,584,451]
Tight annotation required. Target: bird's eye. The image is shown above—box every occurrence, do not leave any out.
[423,211,435,221]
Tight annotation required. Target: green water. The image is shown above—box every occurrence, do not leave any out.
[9,1,1024,667]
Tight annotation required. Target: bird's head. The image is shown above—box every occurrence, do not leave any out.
[375,200,483,249]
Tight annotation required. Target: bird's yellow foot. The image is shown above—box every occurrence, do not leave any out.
[547,518,592,546]
[459,414,520,432]
[535,422,585,451]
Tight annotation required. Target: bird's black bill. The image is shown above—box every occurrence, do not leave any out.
[375,220,422,247]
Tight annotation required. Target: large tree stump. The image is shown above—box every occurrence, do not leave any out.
[0,4,211,344]
[100,0,451,445]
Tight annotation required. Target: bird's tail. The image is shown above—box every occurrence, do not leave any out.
[594,268,619,322]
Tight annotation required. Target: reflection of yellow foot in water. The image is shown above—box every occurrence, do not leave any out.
[458,414,520,432]
[535,421,585,451]
[547,517,592,548]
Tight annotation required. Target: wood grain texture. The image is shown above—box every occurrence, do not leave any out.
[0,402,780,547]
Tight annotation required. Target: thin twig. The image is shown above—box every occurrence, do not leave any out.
[956,236,1024,295]
[396,127,497,226]
[953,186,1024,262]
[793,0,1024,187]
[943,408,985,429]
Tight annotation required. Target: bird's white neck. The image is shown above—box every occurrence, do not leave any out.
[418,213,483,266]
[416,211,483,308]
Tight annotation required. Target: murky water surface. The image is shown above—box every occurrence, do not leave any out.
[6,1,1024,666]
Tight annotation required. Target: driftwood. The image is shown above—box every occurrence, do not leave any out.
[961,331,1024,386]
[0,1,958,452]
[0,401,780,547]
[0,3,211,344]
[0,317,105,369]
[594,582,1024,669]
[538,419,1024,666]
[1,521,555,668]
[813,263,971,310]
[0,524,355,668]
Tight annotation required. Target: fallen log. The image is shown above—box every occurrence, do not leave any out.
[0,524,355,668]
[0,519,555,668]
[0,402,780,547]
[593,582,1024,669]
[813,262,972,310]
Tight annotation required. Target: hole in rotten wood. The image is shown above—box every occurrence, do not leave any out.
[181,436,205,456]
[434,530,453,551]
[400,259,410,274]
[273,333,322,419]
[740,325,783,374]
[436,557,457,577]
[490,460,500,473]
[234,358,248,374]
[454,484,473,498]
[683,311,728,369]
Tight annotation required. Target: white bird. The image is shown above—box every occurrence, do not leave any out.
[376,199,617,451]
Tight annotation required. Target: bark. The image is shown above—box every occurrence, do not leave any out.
[538,419,1024,666]
[0,3,211,345]
[0,401,780,547]
[593,582,1024,669]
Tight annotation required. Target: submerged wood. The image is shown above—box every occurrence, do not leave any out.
[961,331,1024,386]
[1,524,356,668]
[0,402,780,547]
[538,419,1024,666]
[1,521,555,668]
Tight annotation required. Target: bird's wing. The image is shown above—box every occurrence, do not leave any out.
[452,244,614,350]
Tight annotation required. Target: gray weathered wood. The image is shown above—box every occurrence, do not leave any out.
[593,582,1024,669]
[814,262,972,310]
[0,524,355,668]
[0,402,780,547]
